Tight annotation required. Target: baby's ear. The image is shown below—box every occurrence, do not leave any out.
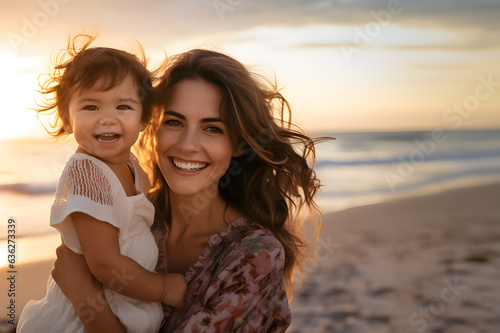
[63,122,73,134]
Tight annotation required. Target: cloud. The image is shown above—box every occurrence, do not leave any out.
[2,0,499,59]
[4,0,499,38]
[156,0,500,33]
[294,40,500,52]
[407,62,475,72]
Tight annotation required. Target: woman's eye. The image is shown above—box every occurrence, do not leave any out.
[164,119,182,127]
[206,126,223,134]
[117,105,132,110]
[83,105,98,111]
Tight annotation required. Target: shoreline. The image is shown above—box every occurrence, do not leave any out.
[316,174,500,215]
[2,182,499,332]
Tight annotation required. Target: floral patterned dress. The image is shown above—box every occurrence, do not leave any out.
[153,217,291,332]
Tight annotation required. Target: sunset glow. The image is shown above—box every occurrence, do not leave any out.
[1,0,499,141]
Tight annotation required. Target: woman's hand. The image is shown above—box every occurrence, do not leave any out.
[51,241,101,307]
[52,241,126,332]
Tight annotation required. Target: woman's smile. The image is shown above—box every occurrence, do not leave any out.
[171,157,208,171]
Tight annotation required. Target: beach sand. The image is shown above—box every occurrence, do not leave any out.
[2,183,499,332]
[290,183,500,333]
[1,259,53,333]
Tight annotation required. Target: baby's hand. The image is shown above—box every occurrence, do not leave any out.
[162,273,187,308]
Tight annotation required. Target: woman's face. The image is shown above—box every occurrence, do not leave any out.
[155,79,238,197]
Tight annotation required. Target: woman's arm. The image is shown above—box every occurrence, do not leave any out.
[72,212,186,307]
[51,242,126,333]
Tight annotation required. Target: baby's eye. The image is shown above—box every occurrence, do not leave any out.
[117,105,132,110]
[83,105,98,111]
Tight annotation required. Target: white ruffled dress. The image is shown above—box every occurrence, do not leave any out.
[17,153,163,333]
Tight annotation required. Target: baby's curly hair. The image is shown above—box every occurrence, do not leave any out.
[37,34,156,137]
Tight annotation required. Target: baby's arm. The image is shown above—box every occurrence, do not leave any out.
[72,212,186,307]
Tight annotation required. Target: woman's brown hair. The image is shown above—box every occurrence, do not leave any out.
[139,49,328,299]
[36,34,155,137]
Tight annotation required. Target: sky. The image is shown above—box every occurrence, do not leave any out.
[0,0,499,140]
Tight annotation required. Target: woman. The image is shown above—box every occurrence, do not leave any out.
[52,48,326,332]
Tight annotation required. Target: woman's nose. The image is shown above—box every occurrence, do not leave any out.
[177,129,200,151]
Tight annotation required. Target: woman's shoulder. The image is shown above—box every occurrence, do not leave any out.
[222,218,285,263]
[226,217,278,240]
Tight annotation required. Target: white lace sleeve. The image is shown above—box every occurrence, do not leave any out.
[50,155,121,253]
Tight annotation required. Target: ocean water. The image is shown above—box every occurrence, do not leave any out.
[1,129,500,262]
[313,128,500,210]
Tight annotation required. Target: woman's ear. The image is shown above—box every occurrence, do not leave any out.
[232,145,244,157]
[140,122,147,132]
[232,140,247,157]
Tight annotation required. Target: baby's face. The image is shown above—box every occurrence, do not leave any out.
[64,73,145,163]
